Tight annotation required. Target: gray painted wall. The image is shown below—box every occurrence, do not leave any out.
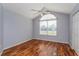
[32,12,69,43]
[0,4,3,52]
[3,8,32,49]
[70,4,79,53]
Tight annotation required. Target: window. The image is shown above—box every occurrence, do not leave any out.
[40,14,57,36]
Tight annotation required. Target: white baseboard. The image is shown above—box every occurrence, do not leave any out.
[71,47,79,56]
[3,39,32,50]
[76,49,79,55]
[3,38,69,52]
[3,38,69,50]
[32,38,69,44]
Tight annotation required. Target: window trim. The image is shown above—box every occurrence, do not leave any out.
[39,14,57,36]
[40,19,57,36]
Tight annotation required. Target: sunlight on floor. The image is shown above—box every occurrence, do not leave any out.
[38,43,57,56]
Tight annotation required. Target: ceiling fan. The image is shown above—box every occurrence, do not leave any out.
[32,7,51,16]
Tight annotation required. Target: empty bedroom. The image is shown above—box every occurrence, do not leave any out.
[0,3,79,56]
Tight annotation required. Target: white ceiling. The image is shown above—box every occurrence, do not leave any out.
[3,3,77,19]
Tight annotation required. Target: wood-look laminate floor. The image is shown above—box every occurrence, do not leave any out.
[2,39,78,56]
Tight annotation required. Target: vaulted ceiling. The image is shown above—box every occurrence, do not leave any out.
[3,3,77,19]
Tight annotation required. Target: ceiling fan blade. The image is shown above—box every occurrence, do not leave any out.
[33,12,44,17]
[44,11,51,14]
[32,9,38,11]
[31,9,41,12]
[42,7,48,11]
[33,12,40,15]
